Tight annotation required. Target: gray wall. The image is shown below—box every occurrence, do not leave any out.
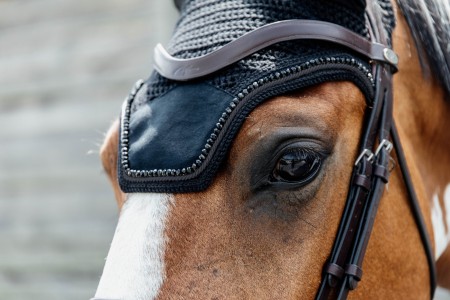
[0,1,177,299]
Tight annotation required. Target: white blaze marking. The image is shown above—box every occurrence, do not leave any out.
[431,194,447,259]
[444,185,450,237]
[94,193,174,300]
[431,184,450,260]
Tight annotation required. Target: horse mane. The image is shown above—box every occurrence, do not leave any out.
[397,0,450,97]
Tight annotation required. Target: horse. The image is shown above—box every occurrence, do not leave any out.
[93,0,450,299]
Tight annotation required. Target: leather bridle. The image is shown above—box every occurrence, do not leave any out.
[149,1,437,299]
[316,2,437,299]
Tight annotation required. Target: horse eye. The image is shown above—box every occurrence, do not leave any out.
[272,149,322,184]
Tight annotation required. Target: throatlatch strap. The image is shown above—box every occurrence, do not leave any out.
[391,122,437,298]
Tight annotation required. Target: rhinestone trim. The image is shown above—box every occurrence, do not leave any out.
[121,56,374,178]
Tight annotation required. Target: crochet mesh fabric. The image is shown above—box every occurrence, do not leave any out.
[132,0,395,111]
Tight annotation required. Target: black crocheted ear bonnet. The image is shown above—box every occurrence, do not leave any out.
[118,0,395,193]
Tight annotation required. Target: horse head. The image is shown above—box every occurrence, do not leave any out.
[94,0,450,299]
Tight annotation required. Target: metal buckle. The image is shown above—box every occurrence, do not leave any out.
[374,139,393,157]
[354,149,374,166]
[383,48,399,67]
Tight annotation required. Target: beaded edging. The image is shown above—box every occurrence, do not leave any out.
[120,56,374,179]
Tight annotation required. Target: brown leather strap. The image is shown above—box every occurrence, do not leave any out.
[154,20,398,81]
[373,164,389,183]
[391,122,437,299]
[354,174,372,190]
[316,2,396,299]
[326,263,346,280]
[345,264,363,282]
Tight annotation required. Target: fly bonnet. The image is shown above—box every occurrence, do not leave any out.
[118,0,395,193]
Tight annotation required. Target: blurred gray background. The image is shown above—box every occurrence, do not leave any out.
[0,1,177,299]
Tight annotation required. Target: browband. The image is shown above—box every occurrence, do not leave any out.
[154,20,399,81]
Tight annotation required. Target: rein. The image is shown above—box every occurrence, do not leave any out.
[146,1,436,299]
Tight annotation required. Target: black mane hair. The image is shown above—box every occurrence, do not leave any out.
[397,0,450,97]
